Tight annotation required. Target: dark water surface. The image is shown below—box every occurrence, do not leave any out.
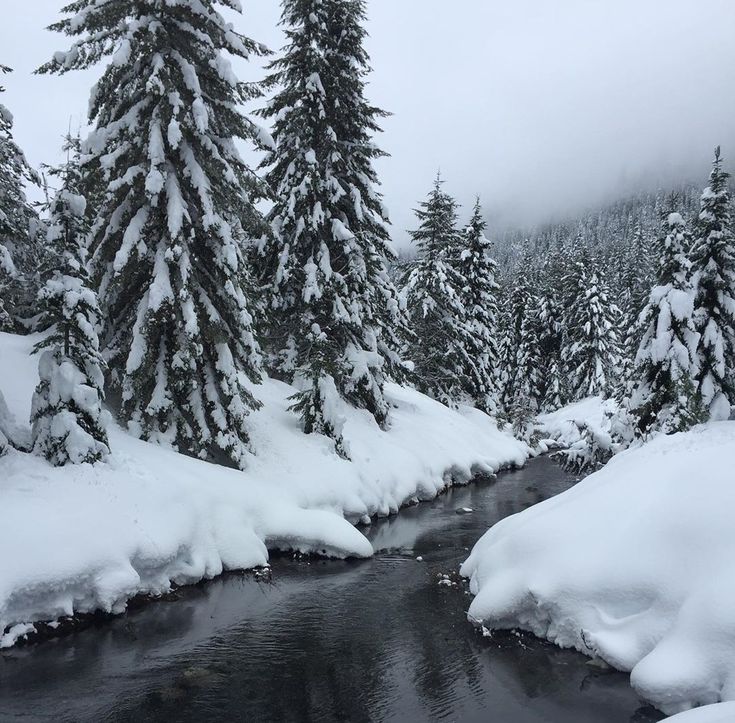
[0,457,664,723]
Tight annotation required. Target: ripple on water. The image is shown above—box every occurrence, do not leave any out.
[0,458,665,723]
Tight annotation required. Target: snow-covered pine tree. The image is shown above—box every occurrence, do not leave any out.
[404,176,473,406]
[455,198,501,412]
[561,254,622,400]
[537,292,564,411]
[618,220,654,390]
[690,147,735,420]
[30,137,110,465]
[0,66,43,331]
[629,212,703,436]
[0,392,10,456]
[536,249,565,411]
[256,0,408,448]
[39,1,269,468]
[498,257,544,415]
[0,235,15,330]
[494,286,515,415]
[496,275,525,412]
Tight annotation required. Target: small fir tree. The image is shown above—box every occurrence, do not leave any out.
[30,137,110,465]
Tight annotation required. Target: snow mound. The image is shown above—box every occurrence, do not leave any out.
[0,332,527,645]
[667,703,735,722]
[461,423,735,715]
[536,396,607,447]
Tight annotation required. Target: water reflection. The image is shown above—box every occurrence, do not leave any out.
[0,458,664,723]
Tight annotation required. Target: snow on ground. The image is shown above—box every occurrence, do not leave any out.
[0,332,528,647]
[461,422,735,715]
[536,396,608,447]
[667,702,735,722]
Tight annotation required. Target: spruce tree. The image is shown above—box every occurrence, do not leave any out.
[629,212,703,436]
[536,248,566,411]
[690,147,735,420]
[537,290,564,411]
[257,0,408,448]
[404,176,473,406]
[498,259,544,414]
[0,237,15,330]
[0,66,42,330]
[455,198,501,412]
[0,393,10,457]
[30,138,110,465]
[39,1,268,468]
[618,220,654,390]
[561,255,622,400]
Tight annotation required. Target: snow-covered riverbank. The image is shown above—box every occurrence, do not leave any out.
[0,331,528,648]
[461,421,735,715]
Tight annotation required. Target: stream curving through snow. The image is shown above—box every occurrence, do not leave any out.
[0,457,665,722]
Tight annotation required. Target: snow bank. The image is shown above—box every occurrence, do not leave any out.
[536,396,608,447]
[0,332,527,646]
[461,422,735,714]
[668,703,735,722]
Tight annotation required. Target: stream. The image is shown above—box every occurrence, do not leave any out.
[0,457,665,722]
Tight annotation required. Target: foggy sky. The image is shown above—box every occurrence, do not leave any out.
[2,0,735,249]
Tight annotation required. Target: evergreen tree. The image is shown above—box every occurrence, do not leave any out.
[39,1,268,468]
[0,234,15,330]
[537,290,564,411]
[536,249,565,411]
[494,286,515,414]
[455,198,501,412]
[499,259,544,413]
[690,147,735,420]
[629,212,703,436]
[256,0,408,448]
[30,138,110,465]
[514,289,544,410]
[404,176,473,406]
[0,392,10,457]
[0,66,42,330]
[618,220,654,390]
[562,255,622,400]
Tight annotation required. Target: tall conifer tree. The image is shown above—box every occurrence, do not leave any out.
[0,66,42,330]
[618,220,654,390]
[561,255,622,400]
[629,212,703,436]
[690,147,735,420]
[40,0,268,468]
[31,137,110,465]
[404,176,472,406]
[257,0,408,449]
[455,198,501,412]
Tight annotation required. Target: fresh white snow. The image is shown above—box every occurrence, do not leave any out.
[667,702,735,722]
[0,331,528,647]
[461,421,735,714]
[536,395,609,447]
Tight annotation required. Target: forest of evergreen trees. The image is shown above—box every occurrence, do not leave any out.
[1,0,734,472]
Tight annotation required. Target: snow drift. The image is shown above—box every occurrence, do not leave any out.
[461,422,735,714]
[0,332,527,647]
[536,395,609,448]
[667,702,735,723]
